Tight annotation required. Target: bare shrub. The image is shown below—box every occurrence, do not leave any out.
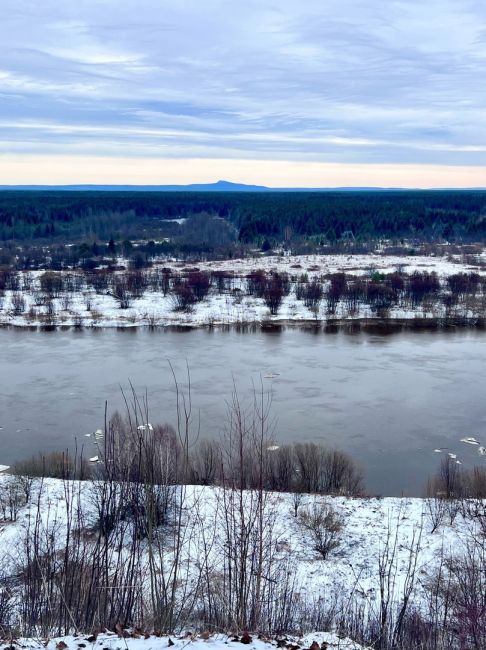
[4,271,20,291]
[21,272,34,292]
[0,558,15,635]
[0,475,29,521]
[407,271,440,307]
[101,411,180,487]
[212,385,279,631]
[302,280,324,309]
[426,457,463,525]
[186,270,211,301]
[189,439,221,485]
[39,271,63,297]
[447,543,486,649]
[246,269,267,297]
[459,466,486,538]
[326,272,346,314]
[266,444,295,492]
[425,478,448,533]
[172,280,197,311]
[60,293,71,310]
[126,270,148,298]
[322,448,364,495]
[262,272,290,315]
[291,490,303,518]
[293,443,363,496]
[44,299,57,327]
[11,450,89,480]
[160,267,172,295]
[86,269,110,294]
[212,269,234,293]
[420,540,486,650]
[298,501,344,559]
[371,517,423,649]
[112,276,133,309]
[462,465,486,498]
[10,292,26,314]
[32,290,46,307]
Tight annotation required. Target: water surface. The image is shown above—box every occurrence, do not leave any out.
[1,327,485,495]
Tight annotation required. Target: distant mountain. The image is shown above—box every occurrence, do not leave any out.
[0,180,484,192]
[0,180,270,192]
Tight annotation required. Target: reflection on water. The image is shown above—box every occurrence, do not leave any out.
[1,327,486,496]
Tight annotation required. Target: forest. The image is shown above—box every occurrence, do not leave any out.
[1,189,486,244]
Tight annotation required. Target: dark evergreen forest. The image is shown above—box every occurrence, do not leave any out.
[1,189,486,243]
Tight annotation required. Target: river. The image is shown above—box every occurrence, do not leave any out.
[1,326,485,495]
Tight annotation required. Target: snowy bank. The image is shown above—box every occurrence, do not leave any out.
[1,252,486,329]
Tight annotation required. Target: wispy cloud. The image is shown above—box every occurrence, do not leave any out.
[1,0,486,183]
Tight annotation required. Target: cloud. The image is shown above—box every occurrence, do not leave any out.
[0,0,485,183]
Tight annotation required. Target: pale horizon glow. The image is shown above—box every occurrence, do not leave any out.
[1,155,485,189]
[1,1,486,186]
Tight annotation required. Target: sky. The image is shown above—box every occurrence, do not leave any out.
[1,0,486,187]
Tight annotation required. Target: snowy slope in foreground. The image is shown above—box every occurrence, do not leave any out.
[0,480,478,612]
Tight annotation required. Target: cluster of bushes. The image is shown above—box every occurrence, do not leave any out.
[11,419,363,499]
[3,264,486,325]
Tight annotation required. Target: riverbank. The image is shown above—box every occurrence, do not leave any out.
[1,251,486,330]
[3,315,486,334]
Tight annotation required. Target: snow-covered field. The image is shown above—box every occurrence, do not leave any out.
[185,251,486,278]
[1,252,485,329]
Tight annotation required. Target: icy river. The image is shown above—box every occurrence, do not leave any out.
[1,326,486,495]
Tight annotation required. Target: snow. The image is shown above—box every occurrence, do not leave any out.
[1,252,484,329]
[0,633,368,650]
[1,474,483,647]
[460,437,479,445]
[0,478,479,618]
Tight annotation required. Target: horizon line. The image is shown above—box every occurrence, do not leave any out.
[1,180,486,192]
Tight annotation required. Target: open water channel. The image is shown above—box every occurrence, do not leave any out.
[1,327,486,495]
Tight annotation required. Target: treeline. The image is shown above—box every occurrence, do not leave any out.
[1,189,486,244]
[11,414,363,498]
